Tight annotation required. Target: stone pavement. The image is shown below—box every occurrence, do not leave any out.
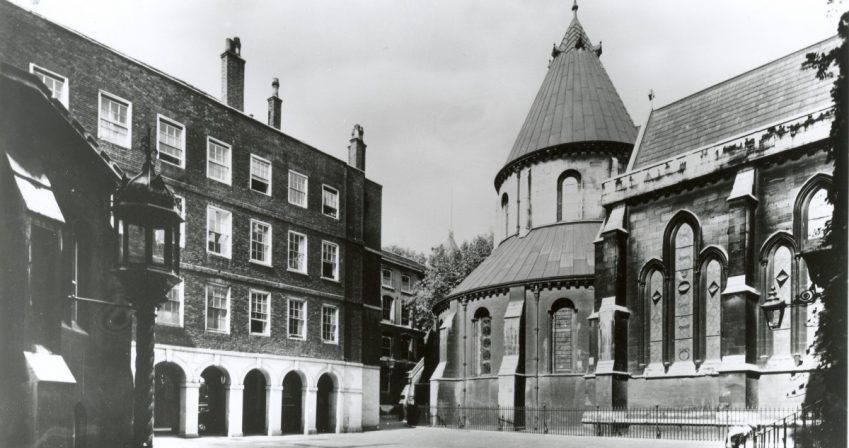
[154,426,724,448]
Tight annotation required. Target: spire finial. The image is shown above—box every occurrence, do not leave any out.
[572,0,578,14]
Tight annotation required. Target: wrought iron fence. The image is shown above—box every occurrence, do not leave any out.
[741,406,823,448]
[414,405,812,443]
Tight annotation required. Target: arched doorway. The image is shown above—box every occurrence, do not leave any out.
[316,373,337,434]
[242,370,267,435]
[154,362,184,434]
[281,371,303,434]
[199,367,229,436]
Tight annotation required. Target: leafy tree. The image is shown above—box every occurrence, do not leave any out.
[800,8,847,447]
[408,233,493,330]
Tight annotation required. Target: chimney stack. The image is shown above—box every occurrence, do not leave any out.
[267,77,282,130]
[221,37,245,111]
[347,124,366,171]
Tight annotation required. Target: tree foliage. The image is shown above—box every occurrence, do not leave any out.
[407,233,494,330]
[801,9,848,447]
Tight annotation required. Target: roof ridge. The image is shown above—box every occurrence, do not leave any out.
[653,35,839,112]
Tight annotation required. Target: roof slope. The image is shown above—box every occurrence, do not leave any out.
[448,222,597,299]
[631,36,838,169]
[504,13,637,168]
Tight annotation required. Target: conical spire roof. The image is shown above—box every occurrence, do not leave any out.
[503,7,636,168]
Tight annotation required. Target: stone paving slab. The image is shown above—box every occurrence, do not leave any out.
[155,426,723,448]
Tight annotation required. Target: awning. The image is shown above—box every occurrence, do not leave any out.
[6,151,64,223]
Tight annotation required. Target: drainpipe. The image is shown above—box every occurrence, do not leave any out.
[533,286,541,411]
[461,298,468,426]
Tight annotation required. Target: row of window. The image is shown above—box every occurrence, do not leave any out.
[29,63,341,218]
[158,281,339,343]
[204,203,340,279]
[499,170,583,237]
[381,268,414,292]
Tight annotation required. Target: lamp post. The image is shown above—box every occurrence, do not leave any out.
[112,133,182,448]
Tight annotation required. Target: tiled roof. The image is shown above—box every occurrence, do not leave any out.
[631,36,838,170]
[448,222,598,299]
[504,15,637,168]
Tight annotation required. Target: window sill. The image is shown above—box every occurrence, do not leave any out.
[382,285,395,290]
[250,259,273,268]
[288,200,308,209]
[205,329,229,335]
[322,212,339,220]
[401,290,413,295]
[250,188,272,197]
[321,276,340,283]
[156,322,183,328]
[287,268,309,276]
[99,135,131,149]
[288,335,306,341]
[250,332,270,337]
[322,339,339,345]
[206,176,232,186]
[160,158,185,169]
[207,251,232,260]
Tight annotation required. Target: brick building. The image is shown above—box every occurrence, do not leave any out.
[430,2,837,424]
[0,0,383,438]
[378,251,426,415]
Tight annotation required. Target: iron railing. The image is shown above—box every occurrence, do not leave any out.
[413,405,810,443]
[740,406,822,448]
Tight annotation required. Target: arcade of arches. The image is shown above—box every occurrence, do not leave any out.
[148,345,375,437]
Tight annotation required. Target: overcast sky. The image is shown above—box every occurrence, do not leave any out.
[12,0,841,254]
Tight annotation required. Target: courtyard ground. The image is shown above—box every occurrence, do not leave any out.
[154,426,724,448]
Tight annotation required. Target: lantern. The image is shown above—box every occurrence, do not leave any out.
[761,286,786,330]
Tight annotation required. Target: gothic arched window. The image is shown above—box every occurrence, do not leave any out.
[557,171,582,222]
[700,255,724,362]
[641,265,665,367]
[765,243,794,356]
[664,212,700,366]
[550,299,576,373]
[473,308,492,375]
[501,193,510,237]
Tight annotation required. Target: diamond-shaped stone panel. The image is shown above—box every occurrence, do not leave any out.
[776,269,790,288]
[651,290,662,304]
[708,281,720,297]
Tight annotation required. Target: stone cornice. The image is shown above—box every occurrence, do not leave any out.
[602,106,833,206]
[433,275,594,314]
[494,141,632,192]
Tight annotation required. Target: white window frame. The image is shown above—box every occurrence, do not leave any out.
[249,289,271,336]
[287,230,308,274]
[206,137,232,185]
[401,275,412,293]
[174,195,186,248]
[249,154,273,196]
[287,298,307,340]
[321,241,340,281]
[29,63,69,108]
[98,90,132,148]
[321,305,339,344]
[206,205,232,258]
[249,219,273,266]
[381,268,393,289]
[157,279,184,327]
[205,283,230,334]
[322,184,339,219]
[382,334,393,359]
[156,114,186,168]
[288,170,309,208]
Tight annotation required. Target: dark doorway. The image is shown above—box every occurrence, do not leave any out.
[199,367,228,436]
[281,371,303,434]
[316,374,336,434]
[242,370,267,435]
[154,363,184,434]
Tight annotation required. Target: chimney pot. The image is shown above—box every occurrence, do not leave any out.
[347,124,367,171]
[221,36,245,111]
[267,77,283,130]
